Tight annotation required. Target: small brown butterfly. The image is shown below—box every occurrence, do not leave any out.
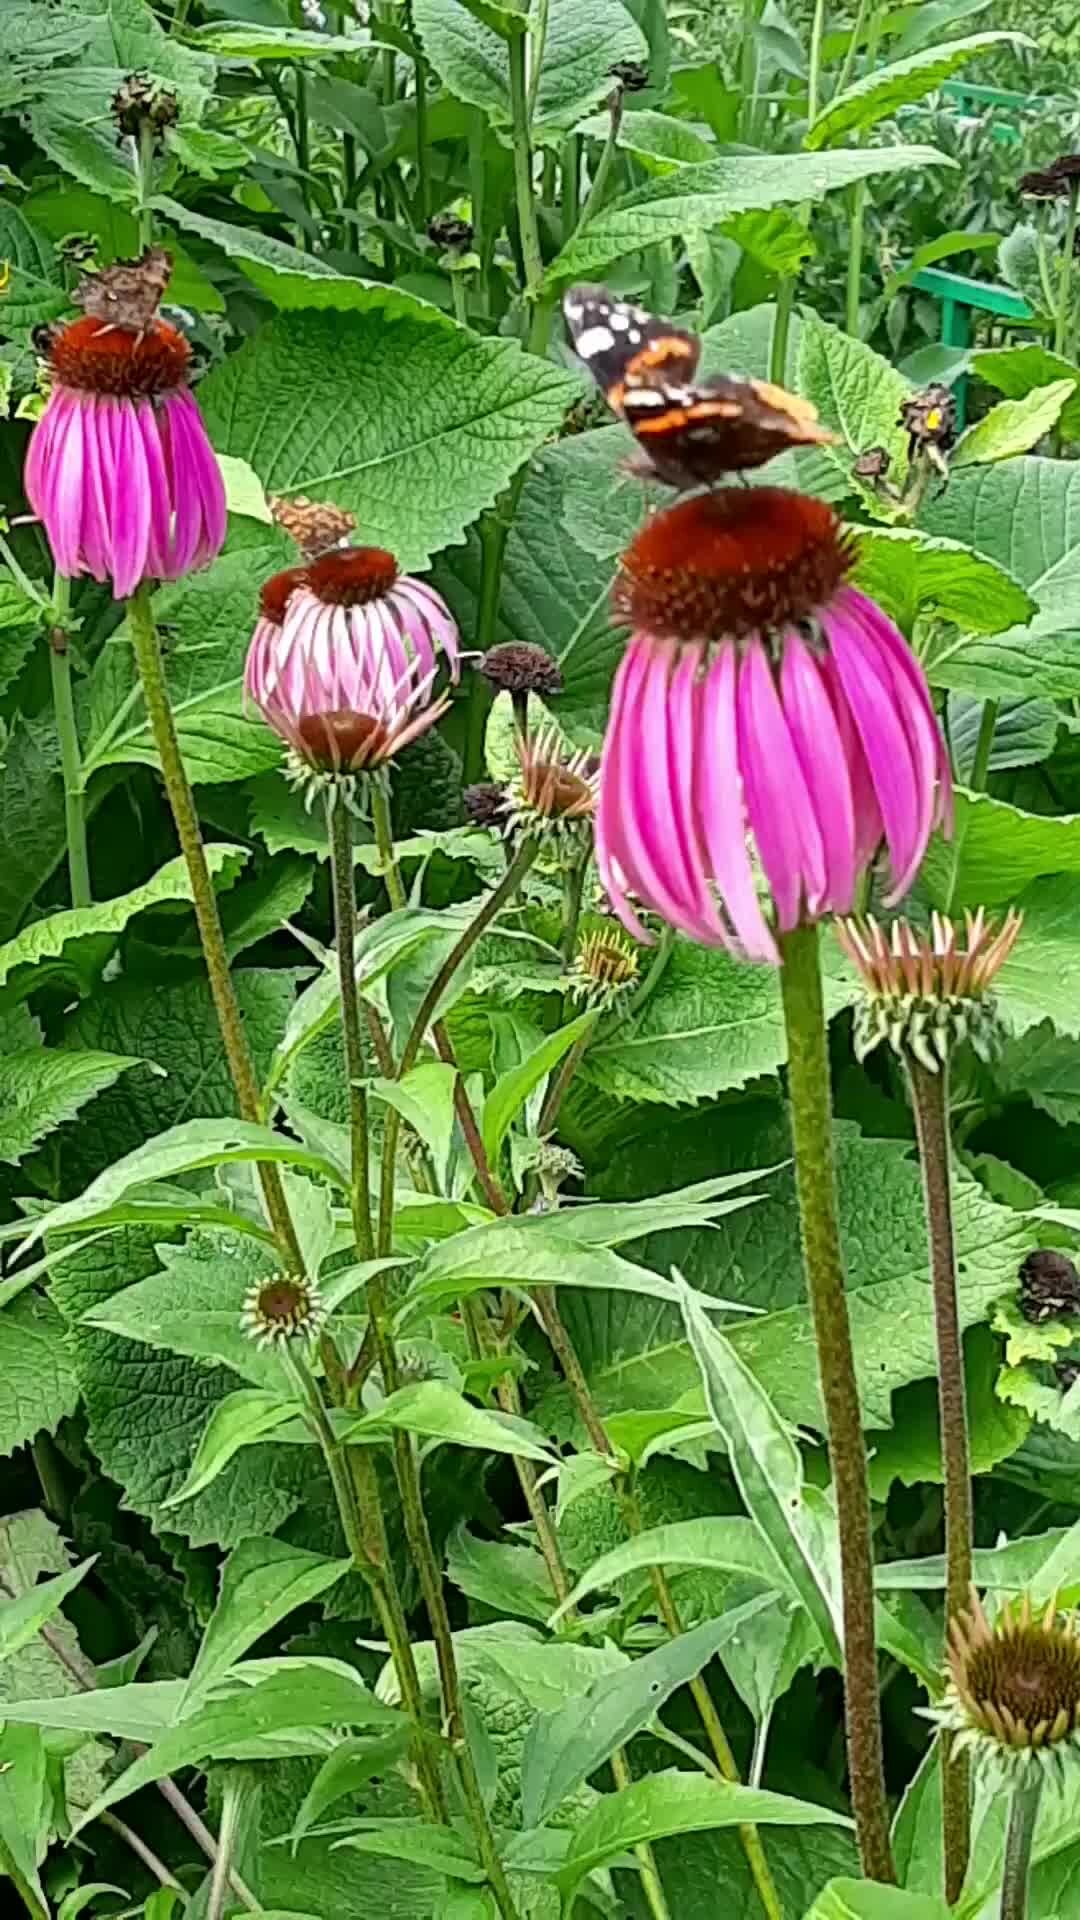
[75,246,172,337]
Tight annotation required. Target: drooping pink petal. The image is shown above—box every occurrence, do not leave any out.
[737,637,825,930]
[824,601,926,901]
[779,628,858,915]
[596,641,658,943]
[697,645,777,963]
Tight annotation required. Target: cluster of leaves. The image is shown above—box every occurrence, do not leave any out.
[5,0,1080,1918]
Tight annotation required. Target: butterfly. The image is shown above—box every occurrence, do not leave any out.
[75,246,172,336]
[562,283,835,488]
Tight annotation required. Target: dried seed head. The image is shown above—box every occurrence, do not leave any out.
[112,72,180,139]
[427,212,474,252]
[1019,1249,1080,1326]
[463,781,508,829]
[609,59,649,90]
[240,1273,327,1348]
[270,494,357,560]
[505,724,599,850]
[899,384,957,474]
[853,445,891,484]
[835,910,1022,1071]
[935,1590,1080,1781]
[480,643,564,698]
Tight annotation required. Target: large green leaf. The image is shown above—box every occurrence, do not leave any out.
[83,521,294,785]
[952,382,1075,469]
[548,1769,851,1903]
[921,460,1080,700]
[0,1295,79,1458]
[78,1238,289,1390]
[164,1390,302,1508]
[200,310,581,571]
[854,529,1036,640]
[678,1280,843,1662]
[974,343,1080,442]
[806,32,1024,149]
[551,1517,795,1623]
[919,791,1080,911]
[0,1049,142,1165]
[544,146,952,286]
[545,1111,1035,1434]
[0,206,67,331]
[803,1884,949,1919]
[481,1010,594,1162]
[797,311,912,502]
[0,719,68,943]
[338,1381,557,1463]
[413,0,646,136]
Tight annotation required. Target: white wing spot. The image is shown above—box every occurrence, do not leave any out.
[574,325,616,357]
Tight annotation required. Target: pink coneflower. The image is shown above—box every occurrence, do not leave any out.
[598,488,952,965]
[24,308,226,600]
[244,546,460,786]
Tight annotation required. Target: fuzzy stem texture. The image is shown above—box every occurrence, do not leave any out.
[48,577,91,907]
[1057,178,1080,356]
[778,921,895,1886]
[1000,1773,1043,1920]
[328,790,376,1260]
[907,1055,972,1903]
[126,585,305,1274]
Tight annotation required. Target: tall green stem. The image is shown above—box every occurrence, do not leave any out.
[835,0,870,96]
[770,277,796,384]
[135,118,155,249]
[561,134,581,237]
[125,585,305,1275]
[1000,1774,1042,1920]
[807,0,826,125]
[371,777,407,910]
[739,0,760,142]
[413,53,430,223]
[844,1,885,337]
[1056,179,1079,357]
[578,88,623,234]
[48,576,91,907]
[327,791,375,1261]
[526,0,550,123]
[508,33,544,296]
[907,1057,972,1903]
[206,1774,244,1920]
[777,921,895,1886]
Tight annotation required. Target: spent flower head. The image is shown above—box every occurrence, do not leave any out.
[600,487,952,963]
[836,909,1022,1070]
[505,723,599,849]
[1019,1249,1080,1326]
[480,643,564,699]
[568,925,640,1009]
[241,1273,327,1348]
[935,1590,1080,1782]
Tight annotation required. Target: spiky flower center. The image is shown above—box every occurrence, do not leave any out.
[49,314,191,398]
[241,1273,325,1346]
[258,565,310,627]
[836,910,1021,1071]
[481,643,564,697]
[514,726,598,822]
[296,710,384,766]
[577,928,639,991]
[947,1595,1080,1759]
[614,488,854,643]
[306,547,399,607]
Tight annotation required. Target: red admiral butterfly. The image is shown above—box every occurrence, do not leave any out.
[562,283,836,489]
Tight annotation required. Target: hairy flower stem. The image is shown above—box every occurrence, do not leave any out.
[532,1291,782,1919]
[327,790,376,1260]
[49,574,91,907]
[128,589,446,1822]
[1000,1774,1043,1920]
[778,921,895,1885]
[907,1055,972,1902]
[578,85,624,231]
[126,585,304,1275]
[279,1343,449,1821]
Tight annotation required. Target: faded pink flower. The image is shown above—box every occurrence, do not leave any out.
[244,546,459,776]
[24,314,226,600]
[598,488,952,965]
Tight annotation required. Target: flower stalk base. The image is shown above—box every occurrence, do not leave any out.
[778,920,895,1885]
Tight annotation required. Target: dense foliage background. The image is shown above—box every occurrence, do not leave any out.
[5,1,1080,1916]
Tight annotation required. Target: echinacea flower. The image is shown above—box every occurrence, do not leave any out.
[24,254,226,600]
[934,1590,1080,1781]
[505,722,599,847]
[598,487,952,964]
[836,907,1021,1069]
[244,545,460,796]
[241,1272,326,1348]
[567,925,640,1009]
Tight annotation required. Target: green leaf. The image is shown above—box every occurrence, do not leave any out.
[0,1511,109,1817]
[974,344,1080,443]
[552,1769,851,1903]
[854,528,1036,639]
[0,1049,143,1164]
[200,310,581,572]
[0,848,247,997]
[0,1295,79,1457]
[187,23,368,57]
[184,1538,352,1705]
[922,459,1080,701]
[985,874,1080,1041]
[24,185,224,312]
[865,1326,1030,1499]
[446,1528,556,1623]
[677,1278,842,1664]
[340,1381,556,1464]
[919,791,1080,911]
[581,936,857,1104]
[78,1236,292,1389]
[292,1730,415,1844]
[803,1883,949,1919]
[520,1602,770,1827]
[334,1825,484,1881]
[370,1063,459,1188]
[84,521,294,784]
[544,146,952,287]
[0,1723,50,1909]
[76,1661,403,1825]
[797,310,912,503]
[875,1520,1080,1598]
[0,206,67,330]
[806,32,1025,149]
[164,1390,301,1508]
[481,1010,594,1163]
[24,1119,343,1250]
[412,0,646,136]
[0,1557,95,1663]
[28,111,137,201]
[0,719,68,943]
[952,381,1074,468]
[551,1516,796,1623]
